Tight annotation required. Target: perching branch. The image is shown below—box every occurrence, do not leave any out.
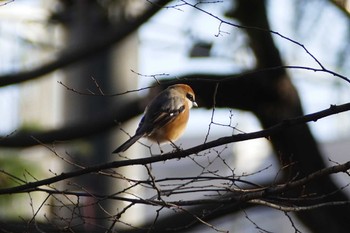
[1,102,350,194]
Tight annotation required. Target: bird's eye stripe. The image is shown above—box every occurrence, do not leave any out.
[186,93,194,101]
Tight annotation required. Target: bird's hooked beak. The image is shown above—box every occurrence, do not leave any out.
[192,101,198,108]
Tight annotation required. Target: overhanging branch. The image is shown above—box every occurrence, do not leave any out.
[0,0,172,87]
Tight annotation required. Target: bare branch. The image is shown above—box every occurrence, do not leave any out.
[179,0,350,84]
[0,0,14,7]
[249,199,350,212]
[0,0,173,87]
[1,78,350,149]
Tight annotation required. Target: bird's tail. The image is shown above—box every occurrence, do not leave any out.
[112,134,143,153]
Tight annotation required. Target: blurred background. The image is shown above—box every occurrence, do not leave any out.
[0,0,350,232]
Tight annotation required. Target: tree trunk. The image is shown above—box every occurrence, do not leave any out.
[59,1,113,230]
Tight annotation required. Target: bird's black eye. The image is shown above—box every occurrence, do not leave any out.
[186,93,194,102]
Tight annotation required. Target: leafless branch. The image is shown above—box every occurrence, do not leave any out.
[0,0,173,87]
[0,0,14,7]
[179,0,350,84]
[1,157,349,209]
[249,199,350,212]
[1,101,350,194]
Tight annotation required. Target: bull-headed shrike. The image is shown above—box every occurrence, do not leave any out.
[113,84,197,153]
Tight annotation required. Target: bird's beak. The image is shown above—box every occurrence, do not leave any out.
[193,101,198,107]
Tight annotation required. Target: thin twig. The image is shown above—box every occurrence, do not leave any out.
[204,82,219,143]
[179,0,350,84]
[249,199,350,212]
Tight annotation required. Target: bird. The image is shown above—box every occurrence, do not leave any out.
[113,84,197,153]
